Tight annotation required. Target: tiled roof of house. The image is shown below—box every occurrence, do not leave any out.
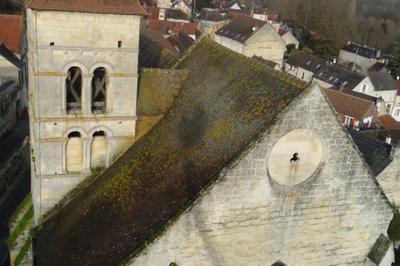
[147,19,196,36]
[368,69,397,91]
[348,129,392,177]
[25,0,146,16]
[323,87,377,121]
[146,7,189,21]
[0,15,22,54]
[33,38,305,266]
[285,51,325,73]
[215,15,266,43]
[197,8,224,22]
[342,42,378,59]
[141,29,194,57]
[377,114,400,130]
[315,63,365,91]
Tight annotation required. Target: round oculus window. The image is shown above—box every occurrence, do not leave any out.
[267,129,323,187]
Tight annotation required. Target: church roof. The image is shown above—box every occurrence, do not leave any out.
[33,38,305,265]
[25,0,146,16]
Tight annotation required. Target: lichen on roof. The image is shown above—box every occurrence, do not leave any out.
[137,68,188,116]
[33,38,305,266]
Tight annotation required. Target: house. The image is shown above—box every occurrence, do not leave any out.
[280,30,299,49]
[171,0,192,16]
[338,42,386,75]
[324,87,379,129]
[213,15,286,63]
[393,80,400,121]
[33,38,394,266]
[195,8,226,35]
[25,0,146,222]
[284,51,325,82]
[146,19,196,39]
[145,6,190,23]
[352,68,397,114]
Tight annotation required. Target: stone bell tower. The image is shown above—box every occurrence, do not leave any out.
[25,0,146,223]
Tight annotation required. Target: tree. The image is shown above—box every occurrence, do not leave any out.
[389,50,400,79]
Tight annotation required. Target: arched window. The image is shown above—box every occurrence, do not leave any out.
[91,67,107,113]
[66,67,82,113]
[91,131,107,169]
[66,131,83,172]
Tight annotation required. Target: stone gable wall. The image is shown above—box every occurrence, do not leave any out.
[129,85,393,266]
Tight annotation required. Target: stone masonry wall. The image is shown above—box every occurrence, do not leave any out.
[377,147,400,208]
[129,85,393,266]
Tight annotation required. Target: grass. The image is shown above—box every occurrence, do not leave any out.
[8,193,32,226]
[7,206,33,248]
[13,238,32,266]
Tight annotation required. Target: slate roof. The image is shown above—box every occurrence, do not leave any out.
[285,51,325,73]
[323,88,377,121]
[25,0,146,16]
[315,63,365,91]
[215,15,266,43]
[0,15,22,54]
[368,69,396,91]
[197,8,224,22]
[33,38,305,266]
[348,129,392,176]
[342,43,378,59]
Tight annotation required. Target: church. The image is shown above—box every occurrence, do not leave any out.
[24,0,395,265]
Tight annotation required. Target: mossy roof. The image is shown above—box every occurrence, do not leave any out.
[137,68,188,117]
[33,38,305,266]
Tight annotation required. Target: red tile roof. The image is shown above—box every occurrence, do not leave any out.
[25,0,146,16]
[0,15,23,54]
[147,19,196,36]
[378,114,400,129]
[323,87,378,121]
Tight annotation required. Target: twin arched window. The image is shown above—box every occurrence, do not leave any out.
[66,130,108,173]
[65,66,107,114]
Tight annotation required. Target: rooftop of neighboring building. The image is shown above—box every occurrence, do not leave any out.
[369,62,386,72]
[141,28,194,56]
[285,51,325,73]
[0,15,22,54]
[25,0,146,16]
[341,42,379,59]
[147,19,196,36]
[348,129,392,177]
[215,15,266,43]
[368,69,397,91]
[315,63,365,90]
[323,87,377,121]
[377,114,400,130]
[33,38,306,266]
[145,6,189,21]
[196,8,224,22]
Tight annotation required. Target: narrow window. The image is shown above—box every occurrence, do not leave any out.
[50,42,55,46]
[118,41,122,48]
[91,131,107,169]
[91,67,107,113]
[66,67,82,113]
[362,84,367,92]
[271,261,286,266]
[66,132,83,172]
[301,72,305,80]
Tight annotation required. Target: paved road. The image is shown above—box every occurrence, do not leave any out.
[0,119,29,169]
